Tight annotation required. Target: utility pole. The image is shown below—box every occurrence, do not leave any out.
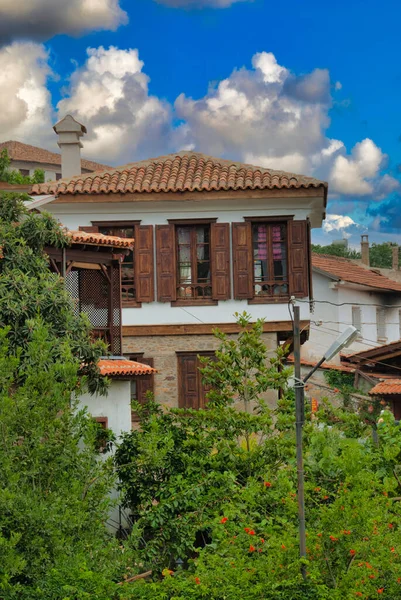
[293,304,306,581]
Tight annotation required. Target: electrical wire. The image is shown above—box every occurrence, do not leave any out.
[300,298,401,308]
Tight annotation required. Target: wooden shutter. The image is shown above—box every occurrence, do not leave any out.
[156,225,176,302]
[135,225,154,303]
[78,226,99,233]
[288,220,308,298]
[137,357,155,403]
[211,222,230,300]
[307,219,313,301]
[178,354,200,409]
[232,222,253,299]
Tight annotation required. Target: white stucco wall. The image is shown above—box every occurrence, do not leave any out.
[42,196,320,326]
[79,379,132,441]
[303,271,401,364]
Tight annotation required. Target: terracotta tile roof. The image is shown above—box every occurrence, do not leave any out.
[68,230,134,249]
[287,355,355,373]
[98,359,156,378]
[369,380,401,395]
[31,151,328,198]
[0,140,110,173]
[312,253,401,292]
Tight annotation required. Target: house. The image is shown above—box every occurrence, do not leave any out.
[30,115,328,411]
[302,251,401,367]
[0,138,109,182]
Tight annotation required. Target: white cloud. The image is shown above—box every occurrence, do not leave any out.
[330,138,386,195]
[0,0,127,43]
[57,46,172,164]
[334,81,342,91]
[155,0,246,7]
[0,41,53,145]
[322,214,358,233]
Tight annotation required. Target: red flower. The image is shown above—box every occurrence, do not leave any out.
[195,577,201,585]
[314,487,321,492]
[220,517,228,524]
[350,549,356,556]
[377,589,384,594]
[391,547,395,553]
[281,544,286,550]
[343,530,351,535]
[355,593,362,598]
[260,538,265,544]
[330,536,338,542]
[249,545,256,552]
[264,481,271,487]
[388,523,393,529]
[323,495,329,500]
[244,528,250,533]
[249,530,255,536]
[369,575,375,580]
[317,533,322,537]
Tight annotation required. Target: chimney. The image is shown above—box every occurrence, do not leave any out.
[53,115,87,179]
[361,234,370,266]
[392,245,399,270]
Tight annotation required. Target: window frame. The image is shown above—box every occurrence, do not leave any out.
[93,221,141,308]
[244,217,291,304]
[168,219,218,307]
[376,306,387,342]
[351,305,362,340]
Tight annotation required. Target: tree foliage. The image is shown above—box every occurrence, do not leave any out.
[312,242,400,269]
[0,149,44,184]
[116,314,401,599]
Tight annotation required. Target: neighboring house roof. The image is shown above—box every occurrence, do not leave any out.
[98,359,156,377]
[31,151,328,199]
[369,380,401,395]
[68,230,134,249]
[0,140,110,173]
[342,340,401,364]
[312,253,401,292]
[286,355,355,373]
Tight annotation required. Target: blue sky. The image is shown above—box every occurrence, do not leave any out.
[1,0,400,247]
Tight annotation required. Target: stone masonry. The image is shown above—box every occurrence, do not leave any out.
[123,332,279,410]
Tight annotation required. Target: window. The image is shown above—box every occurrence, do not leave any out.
[99,225,136,303]
[251,222,288,298]
[377,307,387,341]
[19,169,30,177]
[176,224,212,300]
[55,173,62,180]
[232,219,309,303]
[352,306,362,338]
[156,221,230,305]
[126,354,154,424]
[177,352,215,409]
[87,222,154,307]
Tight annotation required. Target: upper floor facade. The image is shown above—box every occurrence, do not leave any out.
[32,152,327,334]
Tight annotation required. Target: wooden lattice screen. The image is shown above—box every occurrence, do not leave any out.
[65,263,122,355]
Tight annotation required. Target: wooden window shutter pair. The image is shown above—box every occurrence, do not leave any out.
[155,223,231,302]
[231,220,309,299]
[79,225,155,303]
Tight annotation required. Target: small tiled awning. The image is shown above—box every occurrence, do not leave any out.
[98,359,156,378]
[369,380,401,395]
[68,230,134,249]
[286,355,355,373]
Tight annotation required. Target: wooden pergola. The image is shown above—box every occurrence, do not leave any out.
[45,230,135,355]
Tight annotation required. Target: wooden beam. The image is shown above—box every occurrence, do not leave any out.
[51,187,325,204]
[122,320,309,337]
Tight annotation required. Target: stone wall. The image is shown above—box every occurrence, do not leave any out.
[123,332,279,410]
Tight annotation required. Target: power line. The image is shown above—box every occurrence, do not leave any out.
[300,299,401,308]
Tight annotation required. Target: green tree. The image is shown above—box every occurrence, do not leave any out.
[0,149,44,184]
[0,192,138,598]
[115,314,401,599]
[311,243,361,260]
[369,242,399,269]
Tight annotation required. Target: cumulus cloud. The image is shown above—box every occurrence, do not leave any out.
[57,46,172,164]
[155,0,246,7]
[322,214,359,234]
[0,41,53,145]
[0,0,127,44]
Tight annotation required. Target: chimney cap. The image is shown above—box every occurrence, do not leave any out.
[361,234,369,243]
[53,114,87,136]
